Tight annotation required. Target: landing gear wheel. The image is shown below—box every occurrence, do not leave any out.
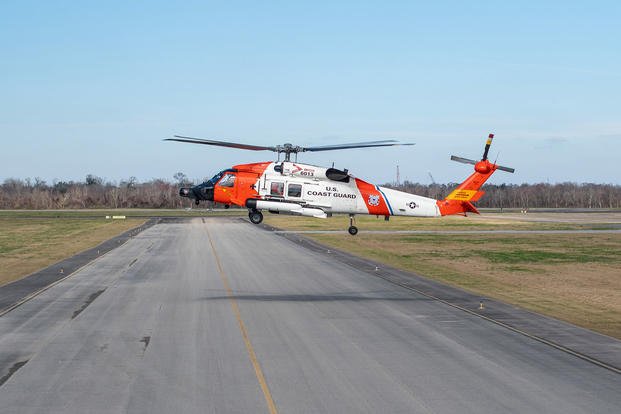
[249,210,264,224]
[195,200,200,206]
[347,214,358,235]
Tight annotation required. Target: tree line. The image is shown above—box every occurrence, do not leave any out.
[0,174,188,209]
[1,174,620,209]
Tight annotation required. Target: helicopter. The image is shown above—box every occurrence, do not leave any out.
[166,134,514,235]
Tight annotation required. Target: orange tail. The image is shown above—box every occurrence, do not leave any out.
[436,134,514,216]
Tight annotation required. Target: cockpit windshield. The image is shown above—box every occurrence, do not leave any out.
[218,174,236,187]
[207,169,236,186]
[209,171,225,183]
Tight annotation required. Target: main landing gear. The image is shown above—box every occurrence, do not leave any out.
[348,214,358,236]
[249,209,264,224]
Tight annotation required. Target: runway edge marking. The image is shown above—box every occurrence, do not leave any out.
[206,226,279,414]
[256,220,621,376]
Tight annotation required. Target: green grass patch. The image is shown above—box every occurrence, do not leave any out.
[479,250,574,264]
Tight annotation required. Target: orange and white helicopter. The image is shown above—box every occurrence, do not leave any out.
[166,134,514,235]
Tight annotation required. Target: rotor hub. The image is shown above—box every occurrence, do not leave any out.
[475,160,492,174]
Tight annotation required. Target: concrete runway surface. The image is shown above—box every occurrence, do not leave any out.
[0,218,619,413]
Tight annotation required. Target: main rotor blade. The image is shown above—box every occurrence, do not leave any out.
[166,135,277,152]
[304,140,414,152]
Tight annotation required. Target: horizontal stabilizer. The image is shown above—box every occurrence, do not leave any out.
[464,201,480,214]
[450,155,477,165]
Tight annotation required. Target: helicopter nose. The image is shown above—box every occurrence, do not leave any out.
[179,187,194,198]
[194,184,215,201]
[202,187,214,201]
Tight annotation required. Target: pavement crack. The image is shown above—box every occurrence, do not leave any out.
[0,360,29,387]
[72,289,106,319]
[128,258,138,267]
[140,336,151,353]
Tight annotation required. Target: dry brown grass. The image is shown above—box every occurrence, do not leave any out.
[0,218,146,286]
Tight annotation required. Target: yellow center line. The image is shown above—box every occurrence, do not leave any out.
[206,227,278,414]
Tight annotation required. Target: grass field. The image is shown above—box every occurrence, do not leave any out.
[0,208,246,218]
[264,213,621,339]
[0,217,146,286]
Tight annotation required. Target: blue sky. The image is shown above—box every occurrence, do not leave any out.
[1,1,620,185]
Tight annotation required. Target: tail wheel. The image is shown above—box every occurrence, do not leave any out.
[249,210,264,224]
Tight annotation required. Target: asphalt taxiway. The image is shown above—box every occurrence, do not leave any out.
[0,218,619,413]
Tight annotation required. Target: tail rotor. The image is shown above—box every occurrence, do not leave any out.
[450,133,515,173]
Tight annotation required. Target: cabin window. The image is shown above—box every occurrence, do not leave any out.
[219,174,236,188]
[270,181,284,196]
[287,183,302,198]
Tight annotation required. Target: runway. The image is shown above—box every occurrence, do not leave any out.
[0,218,619,413]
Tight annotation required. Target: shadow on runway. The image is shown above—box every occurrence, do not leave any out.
[201,290,426,303]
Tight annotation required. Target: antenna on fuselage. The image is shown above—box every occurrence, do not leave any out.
[428,171,436,185]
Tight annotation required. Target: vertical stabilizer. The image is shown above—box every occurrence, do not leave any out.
[437,134,514,216]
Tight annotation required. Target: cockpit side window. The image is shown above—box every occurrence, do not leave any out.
[270,181,284,196]
[218,174,236,188]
